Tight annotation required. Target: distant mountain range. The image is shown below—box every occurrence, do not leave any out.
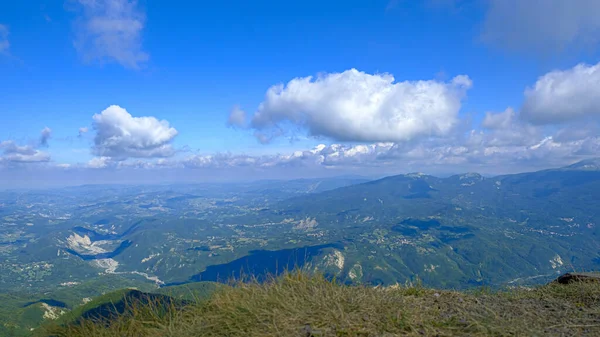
[1,159,600,335]
[263,159,600,287]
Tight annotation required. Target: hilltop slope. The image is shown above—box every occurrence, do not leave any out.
[43,272,600,337]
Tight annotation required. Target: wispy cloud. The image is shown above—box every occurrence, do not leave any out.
[482,0,600,54]
[39,127,52,147]
[0,24,10,54]
[69,0,149,69]
[226,105,247,128]
[78,127,89,138]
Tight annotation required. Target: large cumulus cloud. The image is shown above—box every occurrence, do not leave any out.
[234,69,472,143]
[521,62,600,124]
[92,105,178,160]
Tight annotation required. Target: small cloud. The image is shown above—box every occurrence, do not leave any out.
[385,0,400,12]
[92,105,178,159]
[254,132,271,145]
[482,108,515,130]
[87,156,112,169]
[0,140,51,164]
[226,105,247,128]
[40,127,52,147]
[0,24,10,54]
[78,127,89,137]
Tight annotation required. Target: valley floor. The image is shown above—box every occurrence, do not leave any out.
[43,272,600,337]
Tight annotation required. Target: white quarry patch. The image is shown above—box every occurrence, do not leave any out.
[92,258,165,285]
[293,217,318,230]
[333,250,345,270]
[60,281,80,287]
[92,258,119,273]
[82,298,92,304]
[41,303,65,320]
[141,253,160,263]
[66,233,109,255]
[306,181,322,193]
[383,283,402,290]
[348,263,363,280]
[424,264,439,273]
[321,249,345,271]
[550,254,564,269]
[130,271,164,286]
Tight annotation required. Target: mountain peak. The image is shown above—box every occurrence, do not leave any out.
[563,158,600,171]
[405,172,427,178]
[459,172,483,180]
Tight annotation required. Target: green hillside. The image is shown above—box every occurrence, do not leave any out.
[0,279,220,337]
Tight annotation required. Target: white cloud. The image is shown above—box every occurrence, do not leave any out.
[78,127,89,137]
[482,0,600,53]
[521,62,600,124]
[70,0,148,69]
[0,127,56,165]
[482,108,515,129]
[0,24,9,54]
[0,141,50,164]
[180,120,600,175]
[87,156,112,168]
[92,105,178,159]
[246,69,472,143]
[478,107,542,148]
[183,143,396,170]
[227,105,247,128]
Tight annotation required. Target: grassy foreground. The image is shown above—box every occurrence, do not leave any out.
[43,272,600,337]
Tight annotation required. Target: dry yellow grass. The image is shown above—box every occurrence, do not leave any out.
[43,271,600,337]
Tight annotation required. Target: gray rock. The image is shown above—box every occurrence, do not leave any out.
[553,272,600,284]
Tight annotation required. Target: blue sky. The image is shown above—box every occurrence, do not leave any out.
[1,0,600,186]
